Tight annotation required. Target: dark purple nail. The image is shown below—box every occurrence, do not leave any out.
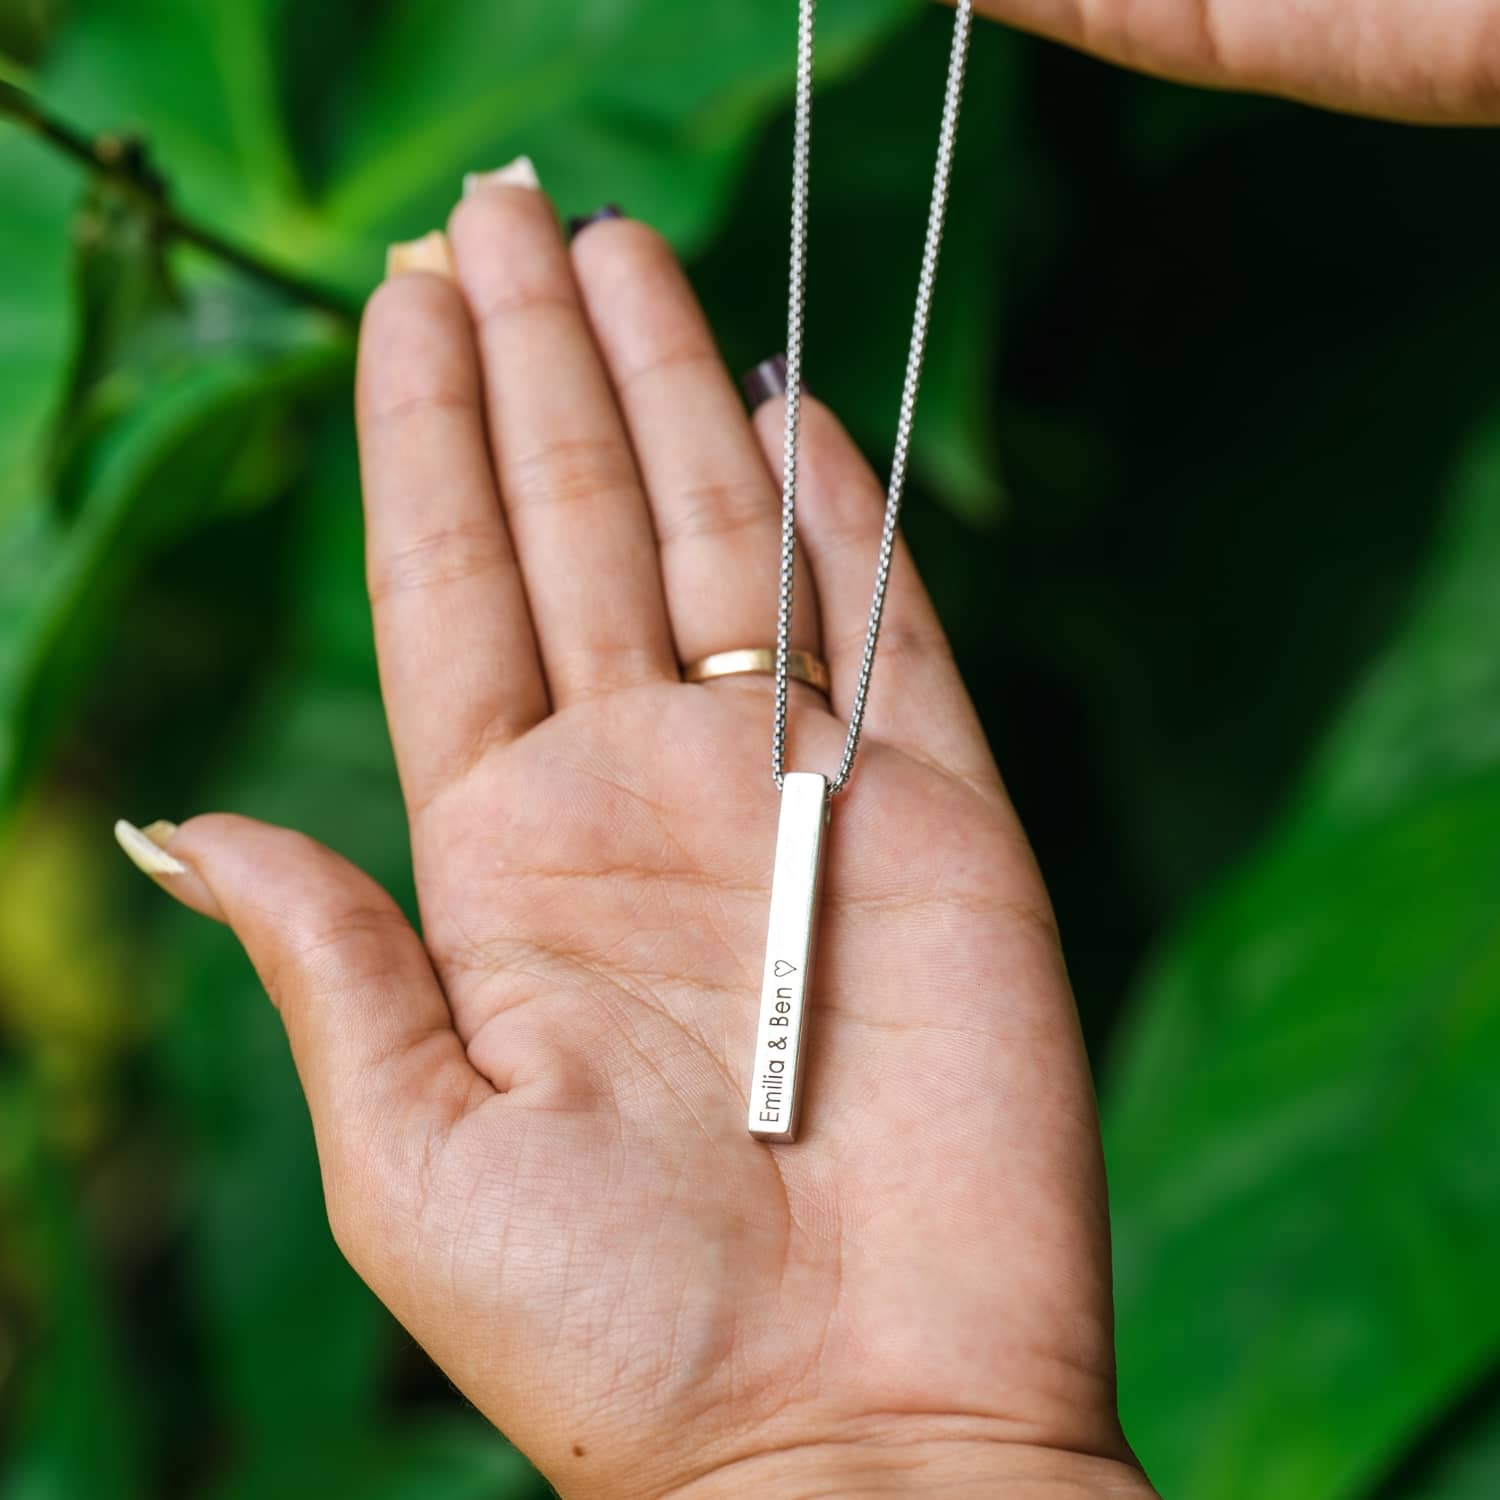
[742,353,798,411]
[567,204,623,239]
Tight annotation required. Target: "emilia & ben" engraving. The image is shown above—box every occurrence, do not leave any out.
[756,969,798,1123]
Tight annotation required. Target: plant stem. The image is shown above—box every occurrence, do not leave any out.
[0,80,359,326]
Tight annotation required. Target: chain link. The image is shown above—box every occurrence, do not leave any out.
[772,0,974,795]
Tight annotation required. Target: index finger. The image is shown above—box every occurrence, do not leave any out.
[356,256,549,818]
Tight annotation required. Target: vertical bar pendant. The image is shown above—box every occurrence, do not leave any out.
[748,771,829,1142]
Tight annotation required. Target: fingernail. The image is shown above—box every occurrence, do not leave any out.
[568,204,623,239]
[115,818,187,878]
[741,353,809,411]
[385,230,455,280]
[462,155,541,197]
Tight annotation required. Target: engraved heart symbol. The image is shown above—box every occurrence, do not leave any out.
[774,959,797,978]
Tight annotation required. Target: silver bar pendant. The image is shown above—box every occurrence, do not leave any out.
[747,771,830,1142]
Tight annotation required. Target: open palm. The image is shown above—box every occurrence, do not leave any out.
[144,176,1153,1498]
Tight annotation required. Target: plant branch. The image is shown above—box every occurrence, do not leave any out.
[0,80,359,325]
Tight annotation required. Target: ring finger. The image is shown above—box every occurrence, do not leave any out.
[569,216,821,678]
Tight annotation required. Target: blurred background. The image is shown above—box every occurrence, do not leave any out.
[3,0,1499,1496]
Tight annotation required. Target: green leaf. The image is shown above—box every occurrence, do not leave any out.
[1294,427,1500,830]
[1105,418,1500,1499]
[319,0,917,271]
[692,10,1017,520]
[1401,1383,1500,1498]
[0,125,76,516]
[0,296,345,821]
[39,0,306,237]
[160,906,389,1453]
[0,0,64,66]
[0,1075,144,1500]
[146,414,407,1470]
[199,1415,551,1500]
[29,0,921,296]
[1112,776,1500,1498]
[44,169,176,505]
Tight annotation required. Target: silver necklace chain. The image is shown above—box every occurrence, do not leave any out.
[772,0,975,795]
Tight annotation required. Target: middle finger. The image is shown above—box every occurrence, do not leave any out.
[570,217,821,673]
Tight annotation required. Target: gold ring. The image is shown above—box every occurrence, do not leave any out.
[682,647,831,697]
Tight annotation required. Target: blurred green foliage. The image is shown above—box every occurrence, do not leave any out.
[1,1,1499,1496]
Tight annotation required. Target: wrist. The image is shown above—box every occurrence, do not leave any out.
[657,1438,1160,1500]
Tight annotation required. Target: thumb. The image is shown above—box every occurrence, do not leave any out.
[114,812,488,1266]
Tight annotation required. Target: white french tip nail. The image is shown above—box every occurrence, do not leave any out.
[463,155,540,197]
[115,818,187,878]
[385,230,455,280]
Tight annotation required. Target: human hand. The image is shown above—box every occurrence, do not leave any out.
[966,0,1500,122]
[117,168,1156,1499]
